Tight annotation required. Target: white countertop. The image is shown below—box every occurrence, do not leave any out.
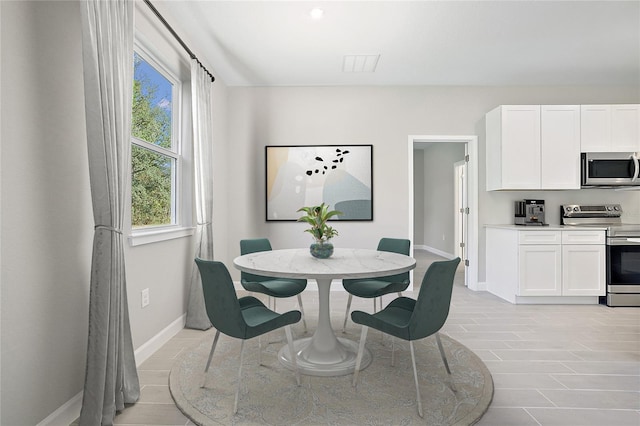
[484,224,608,231]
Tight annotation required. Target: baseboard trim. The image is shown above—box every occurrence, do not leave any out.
[472,281,487,292]
[37,391,82,426]
[37,314,186,426]
[134,314,186,366]
[416,247,483,292]
[415,245,456,260]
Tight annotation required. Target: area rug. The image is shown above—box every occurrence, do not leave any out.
[169,324,493,425]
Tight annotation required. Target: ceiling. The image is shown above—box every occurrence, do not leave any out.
[158,1,640,87]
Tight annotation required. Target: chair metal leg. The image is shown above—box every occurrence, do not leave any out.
[234,340,246,414]
[258,335,262,366]
[201,330,221,388]
[284,325,301,386]
[391,336,396,367]
[352,326,369,386]
[409,341,423,418]
[435,333,457,392]
[342,294,353,333]
[297,294,307,332]
[204,330,221,373]
[435,333,451,375]
[373,297,377,313]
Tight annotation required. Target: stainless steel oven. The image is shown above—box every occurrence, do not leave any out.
[607,227,640,306]
[561,204,640,307]
[581,152,640,187]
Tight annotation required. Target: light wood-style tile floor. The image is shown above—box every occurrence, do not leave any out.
[111,250,640,425]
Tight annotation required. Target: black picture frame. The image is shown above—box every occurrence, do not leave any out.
[265,145,373,221]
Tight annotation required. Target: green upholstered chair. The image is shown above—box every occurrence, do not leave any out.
[240,238,308,331]
[195,258,302,414]
[341,238,411,332]
[351,257,461,418]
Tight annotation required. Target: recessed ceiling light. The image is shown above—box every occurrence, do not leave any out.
[310,8,324,20]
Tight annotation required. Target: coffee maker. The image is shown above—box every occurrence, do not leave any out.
[514,199,546,226]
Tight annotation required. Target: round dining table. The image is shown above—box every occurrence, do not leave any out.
[233,247,416,377]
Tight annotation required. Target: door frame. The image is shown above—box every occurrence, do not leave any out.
[453,159,467,271]
[408,135,479,291]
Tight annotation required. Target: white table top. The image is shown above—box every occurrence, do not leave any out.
[233,248,416,280]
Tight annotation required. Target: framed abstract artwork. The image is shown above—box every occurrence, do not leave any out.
[266,145,373,221]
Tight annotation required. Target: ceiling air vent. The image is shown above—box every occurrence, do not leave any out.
[342,55,380,73]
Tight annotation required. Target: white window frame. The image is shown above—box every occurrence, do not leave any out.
[128,39,194,246]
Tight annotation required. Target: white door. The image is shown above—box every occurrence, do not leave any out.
[454,158,468,287]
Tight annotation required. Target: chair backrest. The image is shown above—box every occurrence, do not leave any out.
[195,258,248,339]
[377,238,411,284]
[409,257,461,340]
[239,238,273,283]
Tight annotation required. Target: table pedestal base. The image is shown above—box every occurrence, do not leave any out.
[278,277,372,376]
[278,337,372,377]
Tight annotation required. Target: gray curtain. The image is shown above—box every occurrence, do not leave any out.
[185,60,215,330]
[79,0,140,424]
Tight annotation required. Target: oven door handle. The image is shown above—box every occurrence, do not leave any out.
[608,238,640,245]
[632,153,639,182]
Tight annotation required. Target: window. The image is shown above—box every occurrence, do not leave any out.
[132,52,177,227]
[129,45,193,245]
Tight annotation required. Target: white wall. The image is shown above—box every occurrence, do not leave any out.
[1,2,91,424]
[0,2,229,424]
[222,86,640,283]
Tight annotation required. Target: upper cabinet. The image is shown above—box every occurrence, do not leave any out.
[486,105,540,190]
[486,105,580,191]
[541,105,581,189]
[581,104,640,152]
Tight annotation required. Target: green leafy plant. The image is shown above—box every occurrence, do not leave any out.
[297,203,342,243]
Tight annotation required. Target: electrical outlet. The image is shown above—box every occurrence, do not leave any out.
[442,234,446,241]
[141,288,150,308]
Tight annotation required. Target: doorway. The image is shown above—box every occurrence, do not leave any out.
[408,135,479,290]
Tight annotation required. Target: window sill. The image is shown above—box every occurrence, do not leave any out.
[128,226,195,247]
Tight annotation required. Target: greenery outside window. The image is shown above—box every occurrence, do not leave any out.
[129,46,193,245]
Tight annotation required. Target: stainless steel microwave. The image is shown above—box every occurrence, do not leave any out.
[581,152,640,187]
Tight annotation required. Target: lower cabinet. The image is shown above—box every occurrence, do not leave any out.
[562,244,606,296]
[519,245,562,296]
[487,227,605,304]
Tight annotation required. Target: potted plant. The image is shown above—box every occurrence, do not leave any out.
[297,203,342,258]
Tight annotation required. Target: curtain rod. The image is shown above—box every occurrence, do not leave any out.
[143,0,215,82]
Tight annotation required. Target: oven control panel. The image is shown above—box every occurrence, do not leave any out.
[561,204,622,218]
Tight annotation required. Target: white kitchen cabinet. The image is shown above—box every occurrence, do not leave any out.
[541,105,581,189]
[561,230,606,296]
[486,105,540,190]
[581,104,640,152]
[486,105,580,190]
[612,105,640,152]
[486,226,605,304]
[519,245,562,296]
[562,245,606,296]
